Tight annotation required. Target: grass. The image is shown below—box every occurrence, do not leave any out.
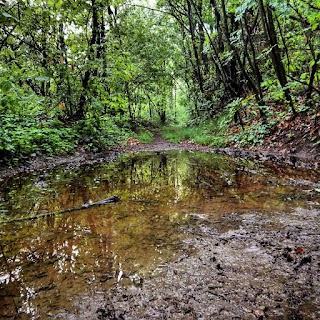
[136,130,154,143]
[162,123,228,147]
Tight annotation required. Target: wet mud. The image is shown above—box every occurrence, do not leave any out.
[86,209,319,320]
[0,143,320,319]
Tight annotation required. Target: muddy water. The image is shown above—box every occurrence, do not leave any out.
[0,151,320,319]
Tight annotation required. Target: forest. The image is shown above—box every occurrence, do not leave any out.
[1,2,320,318]
[0,0,319,163]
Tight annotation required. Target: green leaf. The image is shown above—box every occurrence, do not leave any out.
[235,0,255,21]
[47,0,55,7]
[0,11,19,23]
[0,80,13,93]
[35,76,50,81]
[56,0,63,10]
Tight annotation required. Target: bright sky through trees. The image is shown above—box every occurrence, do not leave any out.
[133,0,157,8]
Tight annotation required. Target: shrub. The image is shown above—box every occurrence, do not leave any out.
[0,115,77,162]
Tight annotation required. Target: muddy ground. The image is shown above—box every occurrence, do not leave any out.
[73,136,320,319]
[75,209,320,320]
[1,134,320,319]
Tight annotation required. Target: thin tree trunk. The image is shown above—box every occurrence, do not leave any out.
[220,0,260,97]
[78,0,102,119]
[306,53,320,105]
[187,0,204,93]
[258,0,296,114]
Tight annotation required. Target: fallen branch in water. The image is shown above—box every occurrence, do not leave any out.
[0,195,120,225]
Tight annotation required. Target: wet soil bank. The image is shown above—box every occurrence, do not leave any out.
[76,209,320,319]
[0,151,120,180]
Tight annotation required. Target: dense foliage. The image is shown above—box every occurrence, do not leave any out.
[0,0,319,162]
[0,0,180,162]
[159,0,320,146]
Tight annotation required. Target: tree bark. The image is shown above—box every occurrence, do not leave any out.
[306,53,320,105]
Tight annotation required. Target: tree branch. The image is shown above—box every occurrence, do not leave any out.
[126,3,170,15]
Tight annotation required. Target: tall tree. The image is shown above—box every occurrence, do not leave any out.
[257,0,296,114]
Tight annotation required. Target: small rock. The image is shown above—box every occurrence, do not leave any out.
[253,308,265,318]
[216,263,223,270]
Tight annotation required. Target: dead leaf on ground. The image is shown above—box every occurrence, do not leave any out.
[295,247,304,254]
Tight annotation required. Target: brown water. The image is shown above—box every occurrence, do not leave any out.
[0,151,319,319]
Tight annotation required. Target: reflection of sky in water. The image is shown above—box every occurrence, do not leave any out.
[1,151,320,318]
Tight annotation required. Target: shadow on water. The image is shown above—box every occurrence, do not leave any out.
[0,151,320,318]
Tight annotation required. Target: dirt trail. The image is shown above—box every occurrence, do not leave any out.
[123,132,213,153]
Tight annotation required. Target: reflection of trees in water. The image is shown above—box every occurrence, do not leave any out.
[0,153,191,318]
[1,152,319,222]
[128,154,169,186]
[2,151,320,318]
[0,153,272,220]
[0,211,115,318]
[189,158,272,194]
[0,195,185,318]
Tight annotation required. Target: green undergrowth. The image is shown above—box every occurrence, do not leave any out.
[162,124,225,147]
[0,114,132,165]
[0,112,158,165]
[0,116,75,163]
[136,130,154,143]
[163,95,320,149]
[126,119,156,143]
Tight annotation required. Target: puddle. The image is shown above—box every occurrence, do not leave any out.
[0,151,320,319]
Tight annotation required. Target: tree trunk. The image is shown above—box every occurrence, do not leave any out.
[220,0,259,98]
[257,0,296,114]
[306,53,320,105]
[78,0,103,119]
[187,0,204,93]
